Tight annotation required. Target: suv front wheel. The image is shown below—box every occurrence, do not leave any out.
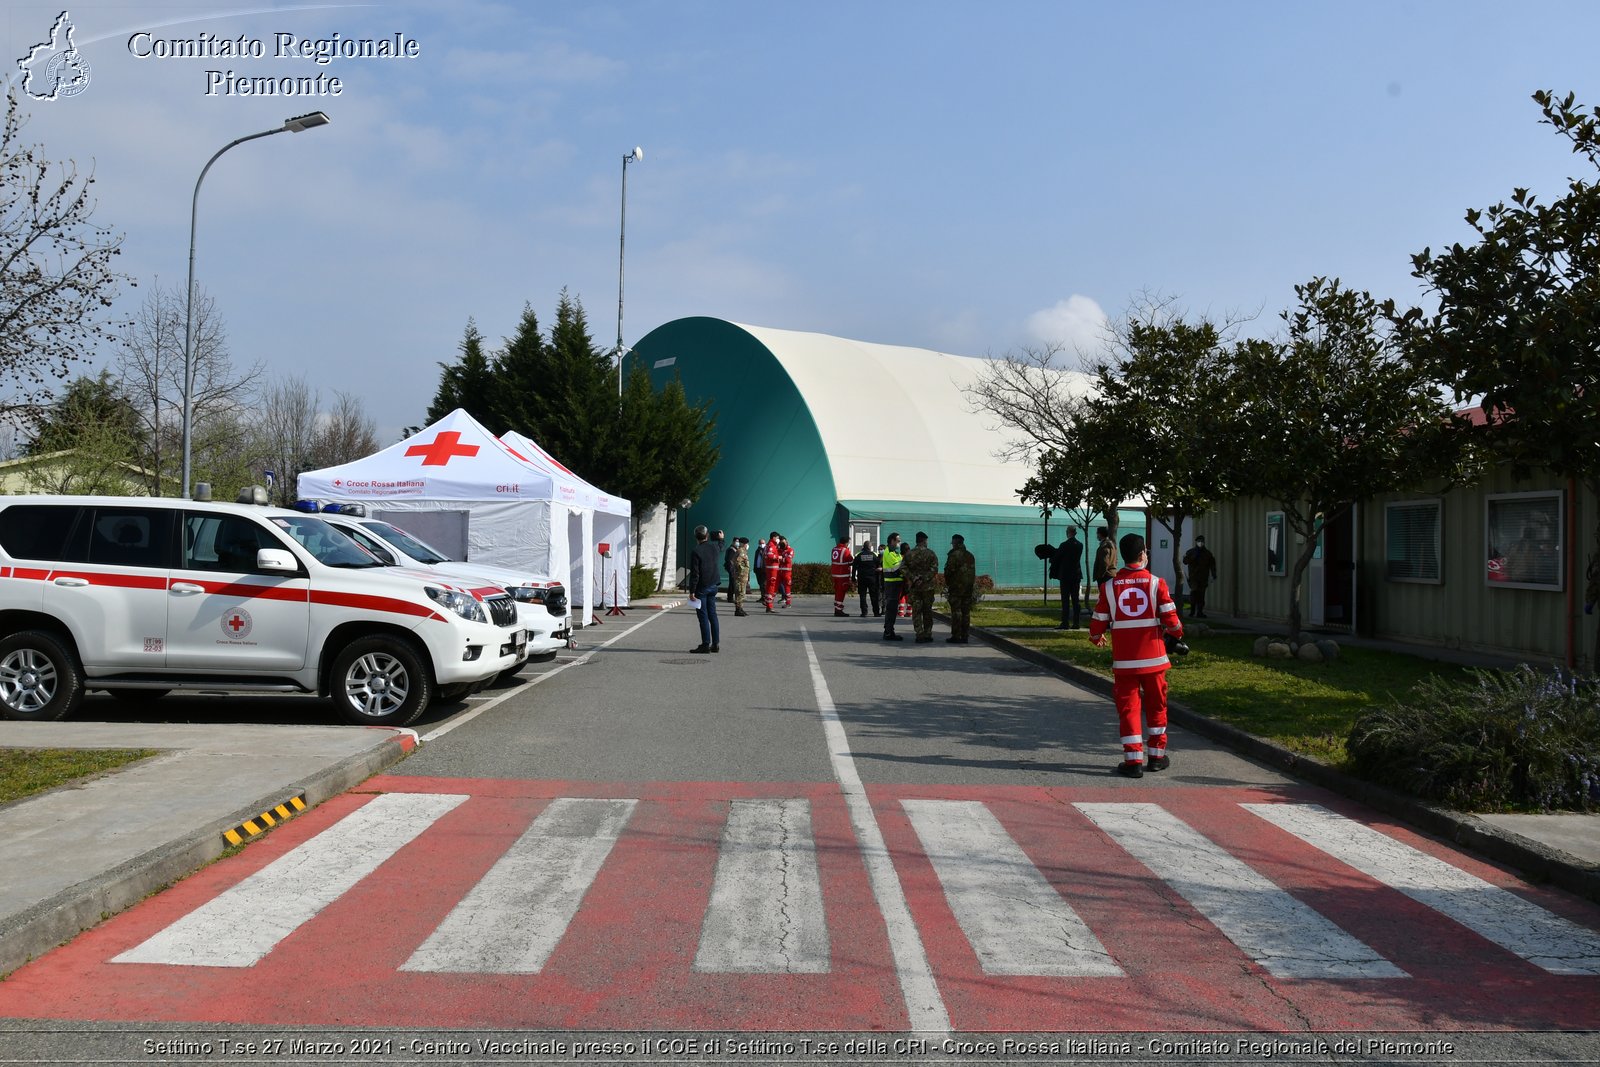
[330,636,433,727]
[0,630,84,722]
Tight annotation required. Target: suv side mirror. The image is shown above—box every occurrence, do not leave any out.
[256,548,298,572]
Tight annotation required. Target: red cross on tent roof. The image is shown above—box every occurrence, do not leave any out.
[404,430,480,467]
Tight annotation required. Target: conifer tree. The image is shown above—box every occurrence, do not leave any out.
[426,318,498,426]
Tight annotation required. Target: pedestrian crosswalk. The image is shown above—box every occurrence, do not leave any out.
[110,787,1600,985]
[6,781,1596,1033]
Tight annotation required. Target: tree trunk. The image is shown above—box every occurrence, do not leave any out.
[1286,533,1321,644]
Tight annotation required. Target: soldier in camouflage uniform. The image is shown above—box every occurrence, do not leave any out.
[730,537,751,617]
[943,534,976,643]
[902,531,941,644]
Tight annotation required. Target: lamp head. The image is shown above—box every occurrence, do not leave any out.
[628,146,643,162]
[283,111,331,133]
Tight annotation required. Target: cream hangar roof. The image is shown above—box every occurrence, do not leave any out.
[734,322,1092,508]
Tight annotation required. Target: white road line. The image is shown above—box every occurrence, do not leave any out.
[422,609,675,742]
[1245,802,1600,976]
[402,797,637,974]
[800,626,949,1034]
[1077,802,1405,980]
[694,798,831,973]
[903,799,1121,977]
[113,792,467,968]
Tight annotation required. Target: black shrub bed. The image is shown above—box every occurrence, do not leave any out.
[1346,665,1600,812]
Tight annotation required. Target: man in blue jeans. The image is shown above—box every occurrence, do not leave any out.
[687,524,721,654]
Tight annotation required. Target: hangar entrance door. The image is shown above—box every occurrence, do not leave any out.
[848,521,880,551]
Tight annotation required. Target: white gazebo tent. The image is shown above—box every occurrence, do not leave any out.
[499,431,633,614]
[297,409,632,610]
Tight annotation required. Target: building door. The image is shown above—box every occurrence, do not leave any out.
[1322,505,1356,628]
[1308,508,1356,629]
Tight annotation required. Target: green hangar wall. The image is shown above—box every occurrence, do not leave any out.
[628,317,1130,586]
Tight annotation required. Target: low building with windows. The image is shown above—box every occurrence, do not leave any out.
[1192,465,1597,671]
[627,317,1142,587]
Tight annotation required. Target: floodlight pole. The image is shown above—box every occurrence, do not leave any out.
[616,146,642,398]
[180,111,330,499]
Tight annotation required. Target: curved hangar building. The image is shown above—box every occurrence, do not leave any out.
[629,317,1131,586]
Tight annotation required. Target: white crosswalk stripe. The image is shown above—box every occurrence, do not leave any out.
[1245,803,1600,976]
[403,797,637,974]
[113,792,468,968]
[113,792,1600,985]
[903,799,1120,976]
[1076,802,1406,979]
[695,798,830,973]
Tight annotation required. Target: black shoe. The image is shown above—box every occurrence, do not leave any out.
[710,645,719,653]
[874,611,882,617]
[690,645,710,654]
[734,609,748,617]
[946,636,961,643]
[1115,760,1144,779]
[860,611,867,617]
[1146,754,1169,772]
[883,632,903,641]
[915,635,933,643]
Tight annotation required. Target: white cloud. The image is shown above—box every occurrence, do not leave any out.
[1025,294,1109,356]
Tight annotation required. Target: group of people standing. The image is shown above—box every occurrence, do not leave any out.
[686,520,1213,782]
[688,526,981,653]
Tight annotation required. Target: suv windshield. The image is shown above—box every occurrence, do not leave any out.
[272,516,384,568]
[363,520,450,564]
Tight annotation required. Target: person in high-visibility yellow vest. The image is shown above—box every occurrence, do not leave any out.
[880,533,906,641]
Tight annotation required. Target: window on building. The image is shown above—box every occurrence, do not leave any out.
[1266,512,1286,576]
[1385,500,1442,583]
[1485,491,1563,590]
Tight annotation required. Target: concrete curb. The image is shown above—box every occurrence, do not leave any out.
[967,624,1600,906]
[0,729,417,979]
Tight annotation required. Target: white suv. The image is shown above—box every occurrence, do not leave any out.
[0,495,526,727]
[317,512,571,663]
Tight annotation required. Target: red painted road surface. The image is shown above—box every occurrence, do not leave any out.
[2,777,1597,1033]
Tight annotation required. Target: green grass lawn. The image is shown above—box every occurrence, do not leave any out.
[968,599,1468,766]
[0,748,161,807]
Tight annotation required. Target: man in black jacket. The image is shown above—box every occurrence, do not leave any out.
[687,525,721,653]
[1050,527,1084,629]
[852,540,881,616]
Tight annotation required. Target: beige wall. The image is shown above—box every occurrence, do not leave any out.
[1193,470,1596,670]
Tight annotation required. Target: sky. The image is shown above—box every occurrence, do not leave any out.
[4,0,1598,447]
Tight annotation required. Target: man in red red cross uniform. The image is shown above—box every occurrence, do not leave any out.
[778,536,795,607]
[1088,533,1183,779]
[761,532,782,612]
[830,535,853,616]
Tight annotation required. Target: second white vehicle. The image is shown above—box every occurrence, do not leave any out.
[315,509,571,666]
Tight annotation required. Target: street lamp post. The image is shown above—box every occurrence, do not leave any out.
[180,111,330,499]
[615,146,642,398]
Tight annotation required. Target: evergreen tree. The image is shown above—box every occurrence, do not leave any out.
[490,304,546,434]
[534,290,614,482]
[426,318,498,426]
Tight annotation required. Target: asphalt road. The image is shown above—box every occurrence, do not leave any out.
[4,597,1598,1065]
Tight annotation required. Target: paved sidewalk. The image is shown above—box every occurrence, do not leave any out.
[0,721,416,977]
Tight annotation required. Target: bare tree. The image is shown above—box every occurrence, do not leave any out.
[0,90,129,418]
[115,283,258,495]
[253,374,320,505]
[965,342,1094,461]
[309,390,379,470]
